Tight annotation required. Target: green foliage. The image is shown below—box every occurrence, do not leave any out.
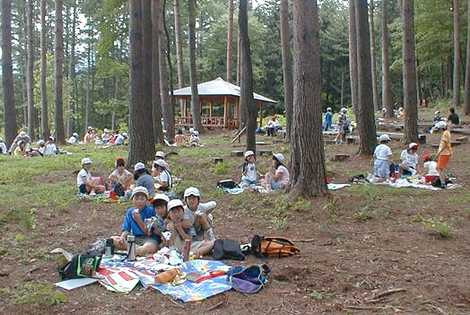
[13,282,67,306]
[214,161,229,175]
[416,215,453,238]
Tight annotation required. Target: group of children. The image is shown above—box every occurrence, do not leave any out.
[322,107,352,144]
[82,127,128,146]
[372,123,453,186]
[0,131,59,157]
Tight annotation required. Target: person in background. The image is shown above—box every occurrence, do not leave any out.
[323,107,333,131]
[436,123,453,184]
[0,138,7,155]
[84,127,96,144]
[102,129,112,144]
[190,130,201,147]
[43,136,59,156]
[9,131,31,154]
[166,199,215,258]
[155,151,166,161]
[183,187,216,241]
[114,132,127,146]
[134,162,156,197]
[77,158,105,195]
[109,157,133,196]
[149,194,170,242]
[36,140,46,156]
[400,143,419,176]
[13,140,28,157]
[335,108,349,144]
[240,150,258,188]
[111,187,160,256]
[266,116,276,137]
[264,153,290,191]
[174,129,187,146]
[447,107,460,127]
[67,133,80,145]
[373,134,393,181]
[152,159,172,192]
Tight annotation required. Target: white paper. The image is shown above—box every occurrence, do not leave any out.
[55,278,98,290]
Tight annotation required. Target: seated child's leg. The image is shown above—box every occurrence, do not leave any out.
[192,240,215,258]
[111,236,128,251]
[195,214,215,241]
[79,184,88,194]
[136,241,158,256]
[95,185,106,193]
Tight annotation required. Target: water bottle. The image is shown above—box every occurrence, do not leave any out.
[127,234,136,261]
[104,238,114,257]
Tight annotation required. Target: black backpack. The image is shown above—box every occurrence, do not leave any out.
[58,254,101,280]
[212,239,245,260]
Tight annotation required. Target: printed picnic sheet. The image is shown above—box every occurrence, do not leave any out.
[97,255,232,302]
[152,260,232,303]
[327,183,351,191]
[367,175,462,191]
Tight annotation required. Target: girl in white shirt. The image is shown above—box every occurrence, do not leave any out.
[373,134,393,180]
[240,151,258,188]
[400,143,419,176]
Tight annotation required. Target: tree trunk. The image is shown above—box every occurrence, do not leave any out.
[464,0,470,114]
[174,0,185,114]
[1,0,17,147]
[55,0,65,144]
[68,1,77,136]
[141,0,156,147]
[290,0,327,198]
[152,0,164,143]
[402,0,418,143]
[236,30,241,85]
[355,0,377,155]
[159,8,173,142]
[280,0,293,140]
[26,0,35,140]
[40,0,49,140]
[128,0,154,165]
[188,0,202,131]
[369,0,379,112]
[382,0,394,118]
[453,0,461,107]
[226,0,234,82]
[163,0,176,142]
[85,30,92,132]
[239,0,257,152]
[348,0,359,116]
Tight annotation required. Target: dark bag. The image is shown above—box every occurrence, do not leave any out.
[213,239,245,260]
[227,264,271,294]
[217,180,238,190]
[251,235,300,258]
[58,254,101,280]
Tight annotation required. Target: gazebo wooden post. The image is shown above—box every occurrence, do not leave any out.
[223,96,228,128]
[236,97,240,129]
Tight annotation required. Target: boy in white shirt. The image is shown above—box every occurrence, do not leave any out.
[373,134,393,181]
[44,137,59,156]
[0,138,7,154]
[400,143,419,176]
[77,158,105,195]
[423,154,439,184]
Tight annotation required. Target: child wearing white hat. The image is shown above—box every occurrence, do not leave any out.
[77,158,105,195]
[240,150,258,188]
[400,143,419,176]
[263,153,290,192]
[133,162,155,197]
[373,134,393,180]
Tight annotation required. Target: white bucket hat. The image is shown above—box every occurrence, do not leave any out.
[184,187,201,199]
[273,153,285,163]
[408,142,419,150]
[131,186,149,199]
[153,159,168,169]
[168,199,184,212]
[244,150,255,159]
[134,162,146,172]
[155,151,166,159]
[379,134,391,142]
[81,157,92,165]
[151,193,170,204]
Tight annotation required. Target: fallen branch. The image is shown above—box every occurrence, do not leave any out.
[165,295,185,309]
[206,298,227,312]
[366,288,407,303]
[344,305,386,311]
[292,239,315,243]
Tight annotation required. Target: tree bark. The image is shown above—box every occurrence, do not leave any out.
[464,0,470,114]
[188,0,203,131]
[290,0,327,198]
[55,0,65,144]
[239,0,257,152]
[355,0,377,155]
[348,0,359,116]
[85,27,92,132]
[402,0,418,143]
[68,1,77,136]
[453,0,461,107]
[226,0,234,82]
[174,0,185,114]
[369,0,379,112]
[236,30,241,85]
[40,0,49,140]
[1,0,17,147]
[152,0,164,143]
[382,0,394,118]
[142,0,156,147]
[280,0,293,140]
[26,0,35,140]
[128,0,154,165]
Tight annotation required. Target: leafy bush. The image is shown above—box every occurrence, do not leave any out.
[421,217,452,238]
[14,282,67,306]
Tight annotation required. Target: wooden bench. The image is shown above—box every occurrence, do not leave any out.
[213,157,224,164]
[258,149,273,156]
[456,136,468,143]
[231,150,244,157]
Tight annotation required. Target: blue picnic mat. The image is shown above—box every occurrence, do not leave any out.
[152,260,232,302]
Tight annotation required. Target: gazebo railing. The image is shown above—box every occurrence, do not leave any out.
[176,116,239,129]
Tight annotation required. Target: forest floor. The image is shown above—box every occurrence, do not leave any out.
[1,107,470,314]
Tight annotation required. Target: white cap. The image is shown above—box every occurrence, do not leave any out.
[326,107,332,112]
[244,150,255,158]
[273,153,285,163]
[189,128,195,133]
[87,126,93,130]
[434,111,440,115]
[153,159,167,169]
[184,187,201,198]
[193,131,199,136]
[37,140,45,145]
[155,151,166,159]
[81,157,92,165]
[379,134,391,142]
[134,162,146,171]
[104,128,110,133]
[152,193,169,203]
[408,142,419,149]
[168,199,184,212]
[73,133,79,137]
[49,136,55,141]
[122,132,128,138]
[340,107,347,113]
[131,186,149,199]
[19,131,27,136]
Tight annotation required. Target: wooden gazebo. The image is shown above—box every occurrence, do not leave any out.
[172,77,277,129]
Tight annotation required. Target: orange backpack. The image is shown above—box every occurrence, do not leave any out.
[251,235,300,258]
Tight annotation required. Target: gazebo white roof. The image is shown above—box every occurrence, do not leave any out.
[172,77,277,104]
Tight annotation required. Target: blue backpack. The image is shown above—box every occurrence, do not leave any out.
[227,264,271,294]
